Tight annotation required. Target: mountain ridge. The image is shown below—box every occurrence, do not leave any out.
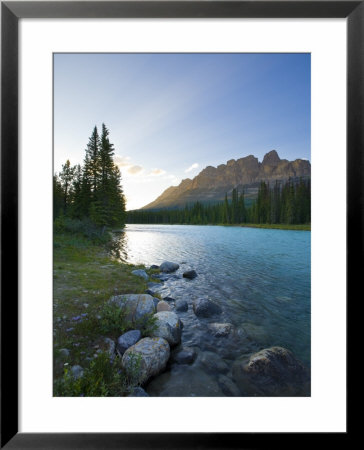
[141,150,310,210]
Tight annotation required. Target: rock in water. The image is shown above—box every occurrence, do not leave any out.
[116,330,142,356]
[208,323,234,337]
[128,387,149,397]
[121,337,170,384]
[232,346,310,396]
[131,269,149,281]
[146,366,223,397]
[109,294,156,323]
[175,299,188,312]
[183,270,197,279]
[171,347,197,365]
[157,301,171,312]
[193,297,222,318]
[159,261,180,273]
[199,351,229,374]
[217,374,241,396]
[152,311,182,346]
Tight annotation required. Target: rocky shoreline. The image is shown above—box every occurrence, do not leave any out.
[59,260,310,397]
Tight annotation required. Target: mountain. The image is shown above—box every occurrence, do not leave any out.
[141,150,311,210]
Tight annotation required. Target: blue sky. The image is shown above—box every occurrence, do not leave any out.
[54,53,310,210]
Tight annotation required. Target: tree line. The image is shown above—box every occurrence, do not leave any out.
[126,178,310,226]
[54,124,126,228]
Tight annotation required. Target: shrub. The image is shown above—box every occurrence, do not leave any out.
[54,216,111,244]
[53,351,142,397]
[98,302,128,337]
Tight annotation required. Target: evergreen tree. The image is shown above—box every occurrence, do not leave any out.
[58,159,76,214]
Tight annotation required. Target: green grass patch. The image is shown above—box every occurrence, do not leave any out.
[53,231,154,392]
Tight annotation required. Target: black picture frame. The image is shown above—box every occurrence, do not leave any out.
[1,1,357,448]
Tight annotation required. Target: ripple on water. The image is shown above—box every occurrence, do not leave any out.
[115,224,311,396]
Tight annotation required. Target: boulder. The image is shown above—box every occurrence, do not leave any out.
[157,301,171,312]
[183,270,197,279]
[121,337,170,384]
[146,366,223,397]
[232,346,310,396]
[151,311,182,346]
[131,269,149,281]
[58,348,70,359]
[175,299,188,312]
[208,323,234,337]
[171,347,197,365]
[149,265,159,270]
[147,281,162,289]
[109,294,156,323]
[159,261,179,273]
[70,365,84,379]
[116,330,142,356]
[217,374,241,396]
[199,351,229,374]
[193,297,222,318]
[104,337,116,359]
[128,386,149,397]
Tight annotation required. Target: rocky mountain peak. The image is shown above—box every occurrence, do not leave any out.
[262,150,281,166]
[141,150,310,210]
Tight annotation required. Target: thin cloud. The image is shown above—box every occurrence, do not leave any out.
[114,155,131,167]
[185,163,199,173]
[150,168,166,176]
[127,165,144,175]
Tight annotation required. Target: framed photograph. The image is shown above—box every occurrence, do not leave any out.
[2,1,357,447]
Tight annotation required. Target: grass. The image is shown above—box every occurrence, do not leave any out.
[53,231,159,396]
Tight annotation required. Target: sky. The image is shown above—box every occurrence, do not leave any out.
[54,53,310,210]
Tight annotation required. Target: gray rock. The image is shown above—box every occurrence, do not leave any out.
[151,311,182,346]
[117,330,142,356]
[109,294,156,323]
[131,269,149,281]
[208,323,234,337]
[150,265,159,270]
[175,299,188,312]
[70,365,84,379]
[171,347,197,365]
[200,351,229,374]
[58,348,70,358]
[152,297,160,308]
[154,274,170,281]
[163,296,175,302]
[157,301,171,312]
[232,346,310,396]
[147,366,223,397]
[145,289,155,296]
[217,374,241,396]
[183,270,197,279]
[147,282,161,289]
[121,337,170,384]
[193,297,222,318]
[104,338,116,359]
[128,387,149,397]
[159,261,179,273]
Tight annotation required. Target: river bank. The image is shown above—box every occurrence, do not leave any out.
[53,232,158,395]
[54,227,310,397]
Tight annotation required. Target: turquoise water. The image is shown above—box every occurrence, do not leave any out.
[115,224,311,395]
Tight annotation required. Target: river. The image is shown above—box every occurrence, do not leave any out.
[114,224,310,396]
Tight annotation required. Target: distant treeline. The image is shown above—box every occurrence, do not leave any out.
[54,124,126,228]
[127,178,310,226]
